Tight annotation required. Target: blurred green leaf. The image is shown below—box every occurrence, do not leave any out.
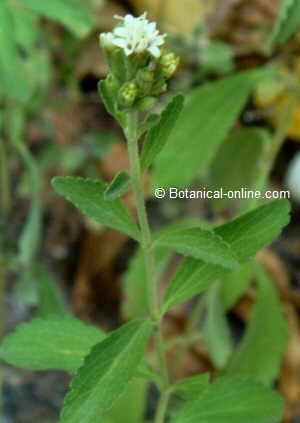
[270,0,300,47]
[202,283,233,369]
[17,0,93,38]
[141,95,184,171]
[0,1,30,101]
[224,263,289,385]
[11,5,39,51]
[122,247,170,319]
[174,373,210,400]
[104,171,131,200]
[52,177,139,240]
[209,128,270,211]
[201,41,234,74]
[173,377,284,423]
[105,379,148,423]
[152,70,268,189]
[61,320,153,423]
[0,317,106,373]
[33,266,68,318]
[220,262,253,310]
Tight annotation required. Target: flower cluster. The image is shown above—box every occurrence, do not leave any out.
[101,13,166,58]
[99,13,180,113]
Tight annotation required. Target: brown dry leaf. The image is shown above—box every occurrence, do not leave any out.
[130,0,210,34]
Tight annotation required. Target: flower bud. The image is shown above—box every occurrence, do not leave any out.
[119,82,138,107]
[99,33,115,52]
[159,52,180,79]
[136,96,157,111]
[136,69,154,94]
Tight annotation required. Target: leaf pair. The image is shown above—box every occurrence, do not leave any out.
[162,199,291,312]
[0,317,153,423]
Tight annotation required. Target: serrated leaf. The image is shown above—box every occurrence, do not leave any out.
[220,262,253,310]
[18,0,93,38]
[224,263,289,385]
[155,227,238,269]
[141,95,184,171]
[0,1,30,101]
[209,128,269,211]
[162,200,290,312]
[104,171,131,200]
[0,317,105,373]
[202,283,233,369]
[152,70,267,189]
[173,377,284,423]
[270,0,299,47]
[174,373,210,400]
[52,177,139,240]
[60,319,153,423]
[215,199,291,263]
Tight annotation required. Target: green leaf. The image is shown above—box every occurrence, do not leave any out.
[152,70,266,189]
[202,283,233,369]
[173,377,284,423]
[34,266,68,318]
[18,0,93,38]
[209,128,269,211]
[104,171,131,200]
[99,79,118,120]
[215,199,291,263]
[174,373,210,400]
[163,258,225,312]
[0,317,105,373]
[270,0,300,47]
[122,247,170,319]
[52,177,139,240]
[224,263,289,385]
[155,227,238,269]
[220,262,253,310]
[138,113,160,138]
[0,1,30,101]
[10,5,39,52]
[162,200,290,312]
[105,379,148,423]
[60,319,153,423]
[141,95,184,171]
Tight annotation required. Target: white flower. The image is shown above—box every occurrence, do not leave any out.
[101,13,166,58]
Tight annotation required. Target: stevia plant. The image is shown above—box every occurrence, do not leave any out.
[0,10,297,423]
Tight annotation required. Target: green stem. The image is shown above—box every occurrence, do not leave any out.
[126,112,159,321]
[154,390,171,423]
[0,137,11,216]
[125,112,170,422]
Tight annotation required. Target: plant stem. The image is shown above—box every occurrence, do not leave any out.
[125,111,170,422]
[0,137,11,216]
[154,390,171,423]
[126,112,159,321]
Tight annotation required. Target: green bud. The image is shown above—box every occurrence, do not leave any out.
[136,96,157,111]
[136,69,155,95]
[119,82,138,107]
[159,52,180,79]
